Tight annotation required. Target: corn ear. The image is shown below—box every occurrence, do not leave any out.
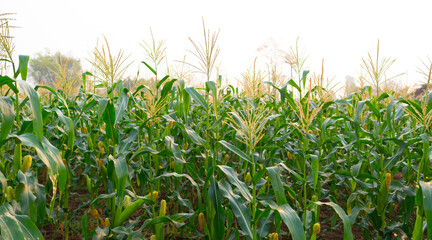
[21,155,32,172]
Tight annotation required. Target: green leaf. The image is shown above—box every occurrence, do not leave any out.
[11,134,67,195]
[15,55,30,80]
[257,208,273,238]
[267,166,287,205]
[118,128,138,155]
[310,154,319,189]
[103,100,118,144]
[354,101,365,124]
[278,163,305,184]
[52,108,74,149]
[114,198,148,227]
[182,88,190,118]
[110,155,127,200]
[159,78,176,102]
[287,79,301,93]
[142,214,193,229]
[219,140,252,164]
[0,171,7,193]
[81,71,93,92]
[274,204,306,240]
[35,85,69,114]
[141,61,157,75]
[208,174,225,240]
[0,76,18,93]
[129,146,170,160]
[185,87,208,110]
[0,203,43,240]
[155,172,202,209]
[383,141,407,170]
[185,127,206,146]
[0,97,15,146]
[35,183,45,226]
[81,213,88,239]
[16,171,37,223]
[301,70,309,88]
[16,80,43,141]
[316,201,354,240]
[154,172,198,188]
[420,181,432,238]
[156,75,170,90]
[365,101,381,119]
[218,165,252,202]
[115,88,129,125]
[165,136,186,164]
[97,98,109,120]
[412,212,424,240]
[218,179,253,239]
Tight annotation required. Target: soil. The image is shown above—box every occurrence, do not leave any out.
[41,184,90,240]
[40,187,366,240]
[319,204,363,240]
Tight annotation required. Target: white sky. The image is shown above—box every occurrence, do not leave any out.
[2,0,432,89]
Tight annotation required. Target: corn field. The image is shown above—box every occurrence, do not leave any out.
[1,17,432,240]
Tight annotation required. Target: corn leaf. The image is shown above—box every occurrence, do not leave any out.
[420,181,432,238]
[218,179,253,239]
[272,203,306,240]
[0,203,43,240]
[103,100,119,144]
[115,88,129,125]
[316,201,354,240]
[185,87,208,110]
[11,133,67,194]
[16,171,38,223]
[219,140,252,164]
[267,166,287,205]
[0,97,14,146]
[218,165,252,202]
[16,80,43,141]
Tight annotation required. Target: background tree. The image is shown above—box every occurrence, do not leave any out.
[29,51,82,86]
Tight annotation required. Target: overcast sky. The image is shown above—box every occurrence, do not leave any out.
[2,0,432,88]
